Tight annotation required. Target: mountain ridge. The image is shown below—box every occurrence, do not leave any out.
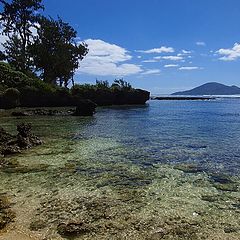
[172,82,240,95]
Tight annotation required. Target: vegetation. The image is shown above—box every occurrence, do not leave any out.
[29,16,88,87]
[0,62,149,108]
[0,1,149,108]
[0,0,88,87]
[0,0,44,72]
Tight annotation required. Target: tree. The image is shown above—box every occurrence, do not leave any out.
[29,16,88,87]
[95,79,110,90]
[0,0,44,71]
[0,50,6,61]
[112,79,132,91]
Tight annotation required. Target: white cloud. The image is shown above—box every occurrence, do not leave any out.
[154,55,183,61]
[182,50,192,54]
[136,46,174,54]
[142,59,158,63]
[141,69,161,75]
[78,39,143,76]
[164,64,179,68]
[196,41,206,46]
[179,66,201,70]
[217,43,240,61]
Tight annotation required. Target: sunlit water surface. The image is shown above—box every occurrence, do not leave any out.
[0,99,240,239]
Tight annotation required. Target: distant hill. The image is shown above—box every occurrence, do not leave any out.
[172,82,240,95]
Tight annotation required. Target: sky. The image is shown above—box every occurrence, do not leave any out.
[2,0,240,94]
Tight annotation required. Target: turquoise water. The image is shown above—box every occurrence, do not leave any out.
[0,99,240,239]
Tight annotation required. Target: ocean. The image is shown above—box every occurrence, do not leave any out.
[0,98,239,239]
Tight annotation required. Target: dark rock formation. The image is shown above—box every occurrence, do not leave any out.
[16,123,43,148]
[73,89,150,106]
[0,123,42,157]
[0,88,20,109]
[57,221,91,237]
[72,99,97,116]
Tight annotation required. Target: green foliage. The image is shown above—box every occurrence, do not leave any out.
[0,51,6,61]
[4,87,20,98]
[1,1,88,87]
[71,79,134,97]
[112,79,132,91]
[3,35,26,70]
[29,16,88,87]
[71,84,95,95]
[0,0,44,72]
[55,87,71,99]
[95,80,110,90]
[2,87,20,108]
[0,62,55,94]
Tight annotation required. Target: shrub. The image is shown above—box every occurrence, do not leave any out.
[0,62,56,94]
[95,80,110,90]
[71,84,96,96]
[2,88,20,109]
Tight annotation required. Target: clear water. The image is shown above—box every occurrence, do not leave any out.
[0,99,240,239]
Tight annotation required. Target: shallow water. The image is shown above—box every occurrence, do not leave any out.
[0,99,240,239]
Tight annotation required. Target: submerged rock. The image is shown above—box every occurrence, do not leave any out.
[213,183,238,192]
[173,164,205,173]
[210,173,234,184]
[57,221,91,237]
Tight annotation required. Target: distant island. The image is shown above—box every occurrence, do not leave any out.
[172,82,240,95]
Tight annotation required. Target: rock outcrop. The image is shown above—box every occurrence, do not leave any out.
[72,99,97,116]
[0,123,42,157]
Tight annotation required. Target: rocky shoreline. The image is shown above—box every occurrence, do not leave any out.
[11,100,97,117]
[0,123,43,232]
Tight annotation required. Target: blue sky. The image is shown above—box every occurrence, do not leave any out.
[2,0,240,93]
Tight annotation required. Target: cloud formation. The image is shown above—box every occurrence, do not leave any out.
[179,66,201,70]
[141,69,161,75]
[142,59,158,63]
[182,50,192,54]
[196,41,206,46]
[136,46,174,54]
[154,55,183,61]
[78,39,143,76]
[164,64,179,68]
[217,43,240,61]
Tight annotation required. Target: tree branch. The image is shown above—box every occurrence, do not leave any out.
[0,0,8,6]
